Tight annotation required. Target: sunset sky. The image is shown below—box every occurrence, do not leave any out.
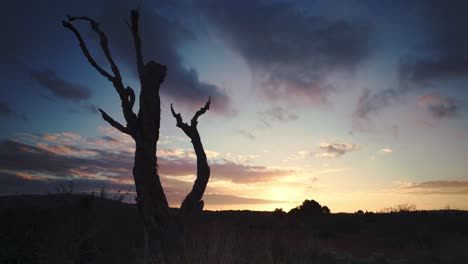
[1,0,467,212]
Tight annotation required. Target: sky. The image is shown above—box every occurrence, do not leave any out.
[1,0,467,212]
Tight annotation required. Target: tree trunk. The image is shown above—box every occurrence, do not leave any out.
[133,61,182,263]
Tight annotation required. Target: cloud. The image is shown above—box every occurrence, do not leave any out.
[203,193,283,205]
[353,1,468,124]
[35,142,98,157]
[199,0,372,104]
[400,56,468,86]
[379,148,392,153]
[398,1,468,86]
[0,170,131,196]
[101,135,119,143]
[0,131,294,203]
[0,0,234,115]
[212,161,293,183]
[29,69,91,101]
[160,158,293,183]
[87,1,235,115]
[400,180,468,195]
[259,106,299,127]
[418,93,460,119]
[0,140,133,182]
[315,143,359,158]
[40,132,83,146]
[353,88,398,120]
[233,129,255,140]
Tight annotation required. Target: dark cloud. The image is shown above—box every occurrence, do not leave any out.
[418,93,460,119]
[400,56,468,85]
[233,129,255,140]
[30,69,91,101]
[0,140,133,181]
[353,1,468,124]
[199,0,372,104]
[428,104,459,119]
[316,143,358,158]
[85,1,234,115]
[399,0,468,85]
[402,180,468,195]
[0,0,234,115]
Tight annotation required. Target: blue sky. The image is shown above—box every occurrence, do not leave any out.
[1,0,467,212]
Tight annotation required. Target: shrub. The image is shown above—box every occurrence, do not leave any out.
[288,199,331,216]
[379,203,417,213]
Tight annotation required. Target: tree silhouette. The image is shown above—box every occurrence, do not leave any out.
[170,99,211,218]
[289,199,330,216]
[63,10,211,263]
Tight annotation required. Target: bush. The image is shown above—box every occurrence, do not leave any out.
[379,203,416,213]
[272,208,286,217]
[288,199,330,216]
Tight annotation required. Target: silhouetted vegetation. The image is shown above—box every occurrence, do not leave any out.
[1,194,468,263]
[288,199,331,216]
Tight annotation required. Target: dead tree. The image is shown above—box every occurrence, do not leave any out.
[63,10,210,263]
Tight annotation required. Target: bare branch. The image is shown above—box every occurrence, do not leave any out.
[67,15,122,81]
[170,103,183,126]
[123,17,131,30]
[191,97,211,127]
[64,15,137,129]
[98,108,131,135]
[62,21,113,81]
[130,10,145,83]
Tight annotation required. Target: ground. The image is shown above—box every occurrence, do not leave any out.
[1,194,467,263]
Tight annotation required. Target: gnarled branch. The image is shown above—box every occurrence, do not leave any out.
[62,21,113,81]
[98,108,131,135]
[66,15,122,82]
[63,14,137,134]
[191,97,210,127]
[171,98,211,216]
[170,97,211,135]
